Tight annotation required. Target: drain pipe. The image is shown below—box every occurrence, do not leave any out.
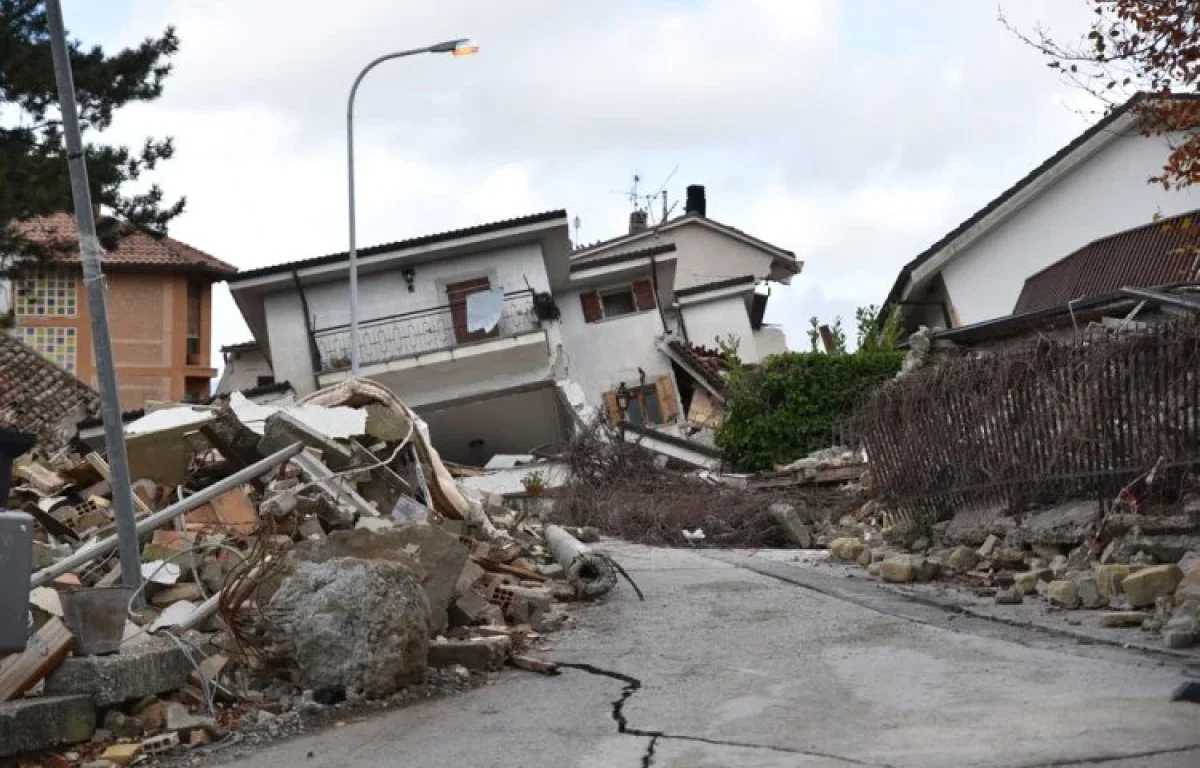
[544,524,617,598]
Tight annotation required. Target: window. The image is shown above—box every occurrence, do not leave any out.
[15,270,76,317]
[601,288,637,318]
[603,376,679,425]
[580,279,656,323]
[186,283,203,363]
[18,326,77,372]
[447,277,499,345]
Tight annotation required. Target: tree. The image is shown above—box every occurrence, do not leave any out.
[1004,1,1200,189]
[0,0,182,266]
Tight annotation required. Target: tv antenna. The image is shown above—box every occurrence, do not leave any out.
[572,215,582,246]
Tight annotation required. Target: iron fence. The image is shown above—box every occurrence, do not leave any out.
[312,290,540,371]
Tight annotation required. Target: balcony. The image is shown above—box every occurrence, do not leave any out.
[313,290,543,373]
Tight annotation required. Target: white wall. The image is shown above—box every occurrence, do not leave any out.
[263,290,314,394]
[557,286,676,407]
[941,132,1200,326]
[681,295,758,362]
[419,385,568,465]
[215,347,273,394]
[753,326,788,359]
[669,225,776,291]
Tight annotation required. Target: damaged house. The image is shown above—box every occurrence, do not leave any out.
[225,185,801,467]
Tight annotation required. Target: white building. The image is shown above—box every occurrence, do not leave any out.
[214,341,275,394]
[886,93,1200,331]
[226,187,801,465]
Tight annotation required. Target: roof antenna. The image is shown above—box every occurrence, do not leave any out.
[572,215,582,247]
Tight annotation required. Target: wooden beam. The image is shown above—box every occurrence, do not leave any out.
[0,617,75,702]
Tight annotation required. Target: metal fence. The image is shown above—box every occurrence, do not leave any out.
[856,317,1200,520]
[312,290,540,371]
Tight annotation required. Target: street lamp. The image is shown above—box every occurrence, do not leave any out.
[346,38,478,376]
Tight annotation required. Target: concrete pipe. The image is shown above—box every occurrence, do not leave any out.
[544,524,617,599]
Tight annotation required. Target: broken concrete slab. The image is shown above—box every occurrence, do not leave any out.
[268,558,430,699]
[44,641,190,706]
[1046,580,1080,609]
[1121,564,1184,608]
[0,695,95,758]
[259,411,354,470]
[427,636,511,671]
[768,503,812,548]
[1015,500,1096,546]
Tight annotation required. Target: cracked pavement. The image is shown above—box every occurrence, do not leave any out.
[210,543,1200,767]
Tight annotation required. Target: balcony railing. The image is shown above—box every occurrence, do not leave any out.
[312,290,541,372]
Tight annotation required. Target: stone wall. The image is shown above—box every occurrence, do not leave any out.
[0,330,98,451]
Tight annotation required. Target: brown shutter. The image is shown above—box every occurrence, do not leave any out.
[602,390,621,423]
[656,375,678,421]
[447,277,494,344]
[581,291,603,323]
[632,279,655,311]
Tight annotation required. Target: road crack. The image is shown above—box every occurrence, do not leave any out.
[559,662,889,767]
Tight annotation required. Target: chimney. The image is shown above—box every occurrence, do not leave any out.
[685,185,706,217]
[628,209,648,234]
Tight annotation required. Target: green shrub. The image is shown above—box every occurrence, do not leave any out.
[715,350,902,472]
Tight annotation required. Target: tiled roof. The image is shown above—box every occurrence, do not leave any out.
[14,213,236,277]
[571,213,798,263]
[1013,209,1200,313]
[0,331,99,451]
[883,92,1200,310]
[674,275,756,298]
[568,243,677,273]
[230,210,569,282]
[667,340,732,394]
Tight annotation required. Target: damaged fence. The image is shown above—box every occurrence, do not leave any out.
[858,316,1200,520]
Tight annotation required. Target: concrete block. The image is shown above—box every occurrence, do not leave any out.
[1047,580,1080,609]
[427,636,511,671]
[0,695,95,758]
[44,642,190,706]
[1122,565,1183,608]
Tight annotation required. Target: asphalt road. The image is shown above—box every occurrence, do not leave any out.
[213,543,1200,768]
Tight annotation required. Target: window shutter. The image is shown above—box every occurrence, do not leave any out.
[581,291,603,323]
[632,279,656,311]
[602,390,622,423]
[656,375,679,421]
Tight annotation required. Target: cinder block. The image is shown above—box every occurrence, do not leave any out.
[44,642,190,706]
[0,695,95,757]
[427,636,511,671]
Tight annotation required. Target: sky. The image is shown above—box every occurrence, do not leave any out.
[61,0,1106,356]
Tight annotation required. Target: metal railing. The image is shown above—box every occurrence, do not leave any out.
[312,290,540,371]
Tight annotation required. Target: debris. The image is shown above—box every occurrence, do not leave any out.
[830,538,868,562]
[427,636,511,671]
[879,555,920,583]
[140,731,180,755]
[1046,580,1081,609]
[100,742,141,766]
[1100,611,1149,628]
[994,586,1024,605]
[186,486,258,536]
[0,695,95,758]
[945,546,978,572]
[1095,564,1132,599]
[544,525,618,599]
[1122,565,1184,608]
[768,502,813,548]
[508,655,560,675]
[1013,571,1040,595]
[977,534,999,557]
[1071,573,1104,609]
[268,558,430,699]
[141,560,180,585]
[44,641,190,707]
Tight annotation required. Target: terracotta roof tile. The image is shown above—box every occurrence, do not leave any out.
[14,213,236,277]
[0,331,98,451]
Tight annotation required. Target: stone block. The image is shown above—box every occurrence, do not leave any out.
[880,555,919,583]
[916,557,941,583]
[994,586,1023,605]
[1071,573,1103,609]
[0,695,95,758]
[44,641,190,706]
[1121,565,1184,608]
[1100,611,1148,628]
[867,562,882,578]
[427,636,511,671]
[856,547,872,567]
[829,538,866,562]
[977,534,999,557]
[1095,564,1132,599]
[1046,580,1080,609]
[945,546,978,572]
[1175,565,1200,605]
[994,547,1025,568]
[1014,571,1040,595]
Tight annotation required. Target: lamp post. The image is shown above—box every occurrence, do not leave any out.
[346,38,478,376]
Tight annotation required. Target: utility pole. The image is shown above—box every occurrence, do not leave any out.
[44,0,143,602]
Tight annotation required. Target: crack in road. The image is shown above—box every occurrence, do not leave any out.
[1013,743,1200,767]
[558,662,889,767]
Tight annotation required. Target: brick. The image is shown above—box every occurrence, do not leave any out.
[44,642,190,706]
[427,636,512,671]
[0,695,95,758]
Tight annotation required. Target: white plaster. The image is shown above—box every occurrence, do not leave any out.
[680,294,758,362]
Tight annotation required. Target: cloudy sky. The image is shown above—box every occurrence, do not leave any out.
[65,0,1105,354]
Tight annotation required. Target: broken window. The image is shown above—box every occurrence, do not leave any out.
[447,277,499,345]
[601,288,636,318]
[603,376,679,425]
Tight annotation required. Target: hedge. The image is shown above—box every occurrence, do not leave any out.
[715,351,902,472]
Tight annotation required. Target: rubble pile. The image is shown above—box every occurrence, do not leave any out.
[824,490,1200,651]
[1,379,622,763]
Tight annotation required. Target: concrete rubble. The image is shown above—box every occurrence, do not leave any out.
[0,378,635,763]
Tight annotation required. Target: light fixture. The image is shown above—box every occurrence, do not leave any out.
[403,267,415,292]
[430,38,479,57]
[615,382,631,414]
